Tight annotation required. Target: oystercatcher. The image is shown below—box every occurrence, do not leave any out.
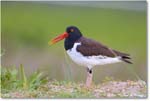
[49,26,132,87]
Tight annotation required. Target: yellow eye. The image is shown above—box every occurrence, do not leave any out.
[70,29,74,32]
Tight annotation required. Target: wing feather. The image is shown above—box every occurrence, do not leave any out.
[76,37,129,57]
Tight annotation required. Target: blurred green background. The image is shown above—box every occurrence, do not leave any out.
[1,1,147,83]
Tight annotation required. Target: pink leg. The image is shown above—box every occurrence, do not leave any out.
[86,69,93,87]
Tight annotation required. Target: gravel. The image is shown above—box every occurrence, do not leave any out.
[1,80,147,98]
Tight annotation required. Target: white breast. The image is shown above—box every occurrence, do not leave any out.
[66,43,122,69]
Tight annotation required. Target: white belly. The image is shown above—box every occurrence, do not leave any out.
[66,43,122,69]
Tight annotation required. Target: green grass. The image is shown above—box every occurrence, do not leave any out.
[1,65,48,93]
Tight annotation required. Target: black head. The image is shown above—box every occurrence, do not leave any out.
[66,26,82,38]
[49,26,83,50]
[65,26,83,50]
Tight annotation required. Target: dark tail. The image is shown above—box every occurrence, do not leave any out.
[121,55,132,64]
[113,50,132,64]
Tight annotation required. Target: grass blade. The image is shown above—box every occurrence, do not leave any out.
[20,64,28,89]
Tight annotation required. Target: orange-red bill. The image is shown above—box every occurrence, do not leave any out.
[48,32,69,45]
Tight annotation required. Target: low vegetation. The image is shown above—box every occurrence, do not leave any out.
[1,66,147,98]
[1,65,48,94]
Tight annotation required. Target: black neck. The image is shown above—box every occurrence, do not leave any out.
[64,34,82,50]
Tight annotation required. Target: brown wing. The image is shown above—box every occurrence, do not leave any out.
[76,37,130,57]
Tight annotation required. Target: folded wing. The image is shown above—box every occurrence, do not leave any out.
[76,37,132,64]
